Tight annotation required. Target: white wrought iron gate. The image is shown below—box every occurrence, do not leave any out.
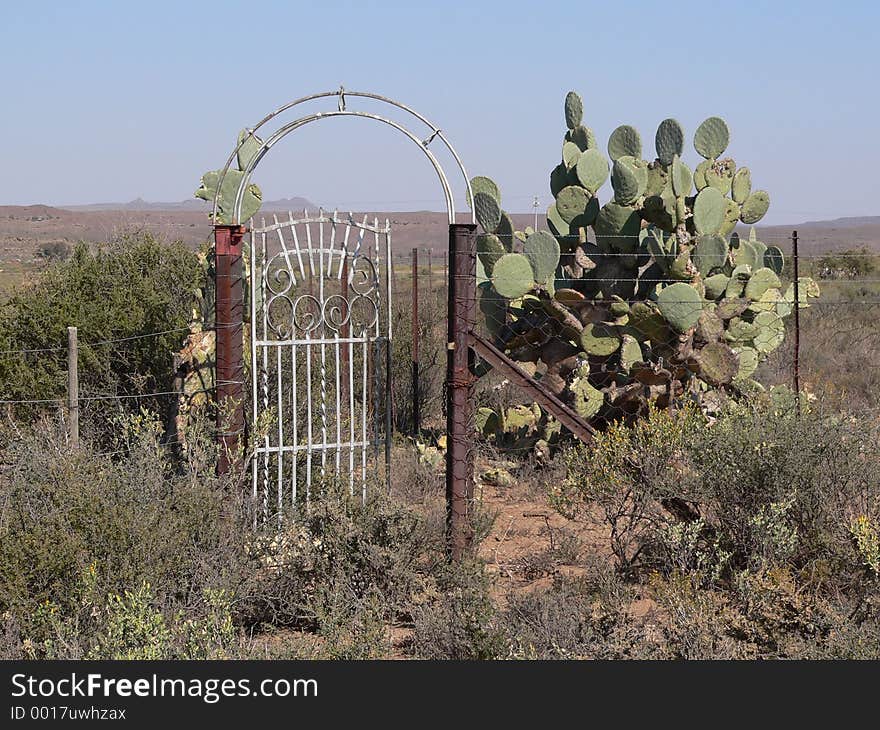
[249,210,392,520]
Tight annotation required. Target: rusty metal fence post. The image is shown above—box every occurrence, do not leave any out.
[445,223,477,560]
[411,248,421,435]
[792,229,801,413]
[214,224,246,475]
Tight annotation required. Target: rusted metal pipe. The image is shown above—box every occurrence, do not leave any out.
[411,247,420,435]
[445,223,477,560]
[214,224,246,475]
[792,229,801,413]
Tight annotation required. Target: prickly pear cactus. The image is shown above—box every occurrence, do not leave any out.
[470,90,820,427]
[195,129,264,224]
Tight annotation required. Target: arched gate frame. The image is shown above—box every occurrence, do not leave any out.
[211,89,478,557]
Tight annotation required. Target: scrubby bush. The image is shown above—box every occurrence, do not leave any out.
[550,393,880,658]
[0,411,246,659]
[0,230,203,424]
[0,408,448,660]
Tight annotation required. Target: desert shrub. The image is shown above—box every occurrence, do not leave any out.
[36,241,71,262]
[411,561,507,660]
[0,410,250,659]
[555,396,879,588]
[0,230,203,426]
[552,404,705,574]
[816,248,877,280]
[235,477,440,636]
[503,560,653,659]
[551,393,880,658]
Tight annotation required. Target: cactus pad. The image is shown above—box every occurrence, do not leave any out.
[580,323,621,356]
[571,370,604,418]
[474,191,502,233]
[524,231,560,284]
[694,116,730,159]
[491,253,535,299]
[740,190,770,224]
[556,185,590,223]
[575,149,609,194]
[704,273,731,300]
[477,234,506,276]
[698,341,739,385]
[547,203,570,237]
[693,187,726,235]
[764,246,785,275]
[732,167,752,203]
[563,141,582,170]
[468,176,501,208]
[657,283,703,333]
[611,158,642,205]
[564,91,584,130]
[655,118,685,166]
[594,202,641,252]
[196,169,263,224]
[671,155,692,197]
[732,346,758,381]
[745,267,782,300]
[607,125,642,161]
[752,310,785,353]
[476,407,500,436]
[693,234,729,276]
[236,129,263,172]
[568,125,595,152]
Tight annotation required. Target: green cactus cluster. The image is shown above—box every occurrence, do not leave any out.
[195,129,264,224]
[472,91,819,425]
[476,402,559,459]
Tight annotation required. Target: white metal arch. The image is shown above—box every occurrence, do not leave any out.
[211,88,475,226]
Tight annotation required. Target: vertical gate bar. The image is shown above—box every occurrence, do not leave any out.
[261,226,269,522]
[340,257,349,406]
[338,214,352,276]
[273,214,295,276]
[411,247,420,435]
[792,229,801,413]
[250,229,259,524]
[385,222,393,494]
[276,345,284,526]
[305,220,315,276]
[292,340,298,509]
[327,210,338,273]
[361,338,368,502]
[373,338,380,463]
[445,223,477,560]
[335,333,341,475]
[214,224,246,476]
[288,212,307,280]
[305,329,313,510]
[349,327,356,496]
[320,221,328,480]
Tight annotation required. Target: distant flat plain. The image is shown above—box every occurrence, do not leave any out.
[1,200,877,297]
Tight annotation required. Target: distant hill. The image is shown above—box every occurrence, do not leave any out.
[796,216,880,229]
[1,203,878,269]
[63,196,319,213]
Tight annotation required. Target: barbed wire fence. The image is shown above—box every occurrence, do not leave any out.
[1,231,879,467]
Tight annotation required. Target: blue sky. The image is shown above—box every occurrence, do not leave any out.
[1,0,877,224]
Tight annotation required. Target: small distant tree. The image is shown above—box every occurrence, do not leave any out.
[36,241,72,262]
